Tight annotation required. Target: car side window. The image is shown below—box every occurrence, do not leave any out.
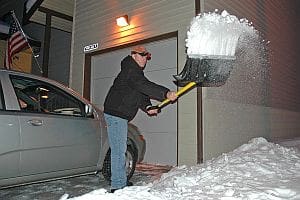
[10,75,86,117]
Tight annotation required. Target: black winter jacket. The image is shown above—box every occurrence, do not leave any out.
[104,55,169,121]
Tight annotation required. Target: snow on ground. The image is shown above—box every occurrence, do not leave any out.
[61,137,300,200]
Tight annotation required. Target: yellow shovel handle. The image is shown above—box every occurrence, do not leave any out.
[158,81,197,108]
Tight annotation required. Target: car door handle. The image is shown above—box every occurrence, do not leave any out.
[27,119,43,126]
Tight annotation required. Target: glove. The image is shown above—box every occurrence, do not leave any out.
[146,105,161,113]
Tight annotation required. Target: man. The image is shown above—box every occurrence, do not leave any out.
[104,45,177,192]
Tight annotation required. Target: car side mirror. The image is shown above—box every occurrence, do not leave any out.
[85,104,93,117]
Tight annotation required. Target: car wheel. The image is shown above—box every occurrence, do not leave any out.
[102,145,138,183]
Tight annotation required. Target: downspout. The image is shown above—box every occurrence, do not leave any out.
[196,0,203,164]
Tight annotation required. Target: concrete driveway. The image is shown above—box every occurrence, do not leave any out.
[0,163,172,200]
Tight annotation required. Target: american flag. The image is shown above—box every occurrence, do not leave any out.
[5,17,29,69]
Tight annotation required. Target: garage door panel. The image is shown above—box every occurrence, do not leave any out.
[91,52,127,79]
[91,78,113,109]
[145,69,177,91]
[143,40,176,72]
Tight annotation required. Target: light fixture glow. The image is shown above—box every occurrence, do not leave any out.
[116,15,129,27]
[41,95,48,99]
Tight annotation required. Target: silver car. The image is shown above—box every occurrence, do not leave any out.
[0,69,145,188]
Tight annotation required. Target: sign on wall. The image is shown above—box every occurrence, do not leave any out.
[84,43,98,53]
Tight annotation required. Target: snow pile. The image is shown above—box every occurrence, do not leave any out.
[152,137,300,199]
[186,10,257,59]
[62,137,300,200]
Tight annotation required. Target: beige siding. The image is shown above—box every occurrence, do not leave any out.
[30,0,74,32]
[51,16,73,32]
[271,108,300,140]
[71,0,197,165]
[42,0,74,16]
[202,0,300,160]
[264,0,300,140]
[30,10,46,25]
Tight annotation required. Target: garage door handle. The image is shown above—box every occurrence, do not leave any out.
[28,119,43,126]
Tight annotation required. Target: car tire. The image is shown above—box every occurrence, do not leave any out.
[102,145,138,183]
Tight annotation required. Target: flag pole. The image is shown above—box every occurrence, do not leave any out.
[10,10,43,74]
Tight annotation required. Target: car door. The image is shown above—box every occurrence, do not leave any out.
[9,74,101,176]
[0,78,21,180]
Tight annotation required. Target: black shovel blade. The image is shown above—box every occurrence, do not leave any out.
[173,57,235,87]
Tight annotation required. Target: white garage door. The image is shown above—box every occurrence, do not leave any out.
[90,38,177,165]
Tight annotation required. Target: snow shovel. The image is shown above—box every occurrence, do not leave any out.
[147,57,236,111]
[147,11,247,111]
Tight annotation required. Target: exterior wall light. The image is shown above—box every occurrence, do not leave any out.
[116,15,129,27]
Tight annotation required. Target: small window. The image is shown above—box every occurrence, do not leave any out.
[10,75,86,117]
